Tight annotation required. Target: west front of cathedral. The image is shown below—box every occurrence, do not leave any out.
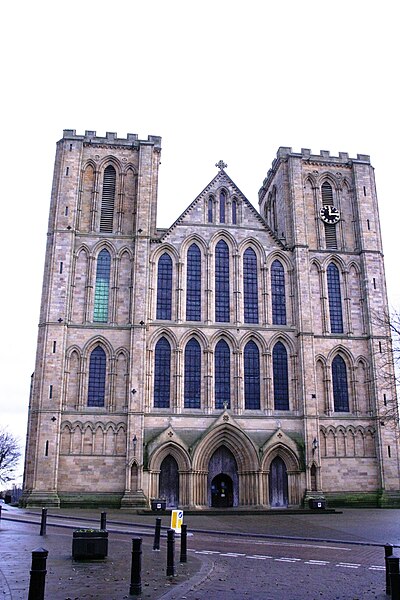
[22,130,400,509]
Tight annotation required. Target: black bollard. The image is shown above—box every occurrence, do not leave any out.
[388,555,400,600]
[100,511,107,530]
[180,523,187,563]
[153,517,162,551]
[385,544,394,595]
[28,547,48,600]
[166,528,176,577]
[129,537,142,596]
[39,508,47,536]
[0,504,2,523]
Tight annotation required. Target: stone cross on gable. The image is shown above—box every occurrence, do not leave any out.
[215,160,227,171]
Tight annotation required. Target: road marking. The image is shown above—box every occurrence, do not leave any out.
[304,560,330,565]
[369,566,385,571]
[246,555,273,560]
[336,562,361,569]
[195,550,221,555]
[252,540,350,552]
[220,552,246,557]
[275,557,302,563]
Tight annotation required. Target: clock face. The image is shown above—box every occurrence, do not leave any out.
[319,205,340,224]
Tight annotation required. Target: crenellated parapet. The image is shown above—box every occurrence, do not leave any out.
[61,129,162,149]
[259,147,371,202]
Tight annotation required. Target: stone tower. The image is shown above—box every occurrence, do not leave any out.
[23,136,400,508]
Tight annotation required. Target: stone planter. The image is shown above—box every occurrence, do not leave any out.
[72,529,108,560]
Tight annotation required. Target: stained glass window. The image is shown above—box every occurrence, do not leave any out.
[220,190,226,223]
[232,199,237,224]
[244,341,260,409]
[184,338,201,408]
[327,263,343,333]
[186,244,201,321]
[93,249,111,322]
[273,341,289,410]
[154,337,171,408]
[215,240,230,322]
[88,346,106,407]
[332,355,349,412]
[215,340,230,409]
[208,197,214,223]
[271,260,286,325]
[156,253,172,320]
[244,248,258,324]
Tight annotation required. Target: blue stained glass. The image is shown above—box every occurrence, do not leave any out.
[273,341,289,410]
[220,190,226,223]
[208,197,214,223]
[332,355,349,412]
[93,249,111,322]
[244,248,259,324]
[184,338,201,408]
[271,260,286,325]
[88,346,106,407]
[215,340,230,409]
[215,240,230,322]
[156,253,173,320]
[244,341,260,409]
[232,199,237,224]
[327,263,343,333]
[154,337,171,408]
[186,244,201,321]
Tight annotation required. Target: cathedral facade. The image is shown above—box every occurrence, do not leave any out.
[22,130,400,508]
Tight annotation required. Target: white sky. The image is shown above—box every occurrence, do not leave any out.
[1,1,399,483]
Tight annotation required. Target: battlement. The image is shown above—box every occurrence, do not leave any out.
[259,147,371,200]
[61,129,161,148]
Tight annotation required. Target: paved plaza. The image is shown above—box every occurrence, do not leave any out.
[1,506,400,599]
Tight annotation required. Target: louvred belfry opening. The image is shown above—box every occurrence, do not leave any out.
[100,165,116,232]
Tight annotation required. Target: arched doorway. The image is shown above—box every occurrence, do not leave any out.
[159,455,179,507]
[207,446,238,507]
[211,473,233,507]
[269,456,288,507]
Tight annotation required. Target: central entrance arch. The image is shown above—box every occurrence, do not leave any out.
[159,455,179,507]
[269,456,288,507]
[207,446,238,507]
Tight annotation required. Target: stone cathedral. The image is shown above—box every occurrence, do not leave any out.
[22,130,400,509]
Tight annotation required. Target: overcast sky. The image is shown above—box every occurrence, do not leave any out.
[1,1,398,483]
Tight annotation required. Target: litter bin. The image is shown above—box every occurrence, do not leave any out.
[308,498,326,510]
[151,499,166,511]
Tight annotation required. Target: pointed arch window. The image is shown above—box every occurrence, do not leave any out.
[208,196,214,223]
[271,260,286,325]
[186,243,201,321]
[88,346,106,407]
[273,341,289,410]
[243,248,259,323]
[244,341,260,409]
[232,199,237,224]
[215,240,230,322]
[184,338,201,408]
[321,181,338,249]
[156,253,173,320]
[215,340,230,409]
[220,190,226,223]
[327,263,343,333]
[154,337,171,408]
[93,249,111,322]
[100,165,116,232]
[332,355,349,412]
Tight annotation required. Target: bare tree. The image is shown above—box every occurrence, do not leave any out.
[0,428,21,484]
[372,309,400,429]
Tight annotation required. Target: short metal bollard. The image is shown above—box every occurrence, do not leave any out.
[39,508,47,536]
[28,547,48,600]
[385,544,394,595]
[166,528,176,577]
[100,511,107,530]
[0,504,2,523]
[129,537,142,596]
[153,517,162,551]
[180,523,187,563]
[388,555,400,600]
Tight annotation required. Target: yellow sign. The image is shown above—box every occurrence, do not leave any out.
[170,509,183,533]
